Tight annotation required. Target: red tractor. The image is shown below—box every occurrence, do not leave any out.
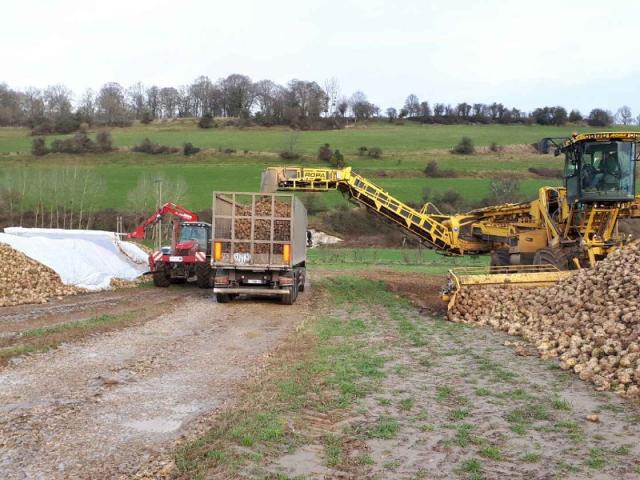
[128,203,213,288]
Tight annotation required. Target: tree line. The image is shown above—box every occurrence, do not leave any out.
[0,76,373,132]
[395,94,635,127]
[0,75,636,134]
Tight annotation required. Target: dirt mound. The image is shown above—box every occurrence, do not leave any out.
[449,242,640,398]
[0,243,81,307]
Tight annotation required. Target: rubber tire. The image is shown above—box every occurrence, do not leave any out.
[533,247,569,270]
[490,249,511,267]
[281,280,298,305]
[195,263,212,289]
[152,267,171,287]
[298,268,306,292]
[216,293,231,303]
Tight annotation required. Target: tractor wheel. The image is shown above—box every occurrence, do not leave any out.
[195,263,213,289]
[216,293,231,303]
[490,249,511,267]
[152,267,171,287]
[533,248,569,270]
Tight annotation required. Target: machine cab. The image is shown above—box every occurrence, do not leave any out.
[562,133,638,204]
[178,222,212,254]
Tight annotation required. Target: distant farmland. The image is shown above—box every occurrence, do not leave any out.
[0,121,636,214]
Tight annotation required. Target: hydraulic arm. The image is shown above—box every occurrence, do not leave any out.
[127,202,199,239]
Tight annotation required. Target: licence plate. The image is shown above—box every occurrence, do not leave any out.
[169,256,183,262]
[246,279,264,284]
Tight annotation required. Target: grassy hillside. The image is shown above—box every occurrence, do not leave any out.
[1,121,635,215]
[0,120,635,154]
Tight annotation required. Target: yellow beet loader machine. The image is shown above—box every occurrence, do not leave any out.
[260,132,640,307]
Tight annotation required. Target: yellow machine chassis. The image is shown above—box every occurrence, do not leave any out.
[261,136,640,307]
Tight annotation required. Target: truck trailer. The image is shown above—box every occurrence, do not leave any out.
[211,192,307,304]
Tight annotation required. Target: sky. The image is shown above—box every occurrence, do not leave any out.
[2,0,639,115]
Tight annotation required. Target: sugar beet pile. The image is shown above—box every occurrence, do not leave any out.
[0,243,81,307]
[450,242,640,398]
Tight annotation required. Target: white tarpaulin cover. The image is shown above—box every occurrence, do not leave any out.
[1,227,148,291]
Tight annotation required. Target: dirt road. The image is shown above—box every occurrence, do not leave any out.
[0,290,310,479]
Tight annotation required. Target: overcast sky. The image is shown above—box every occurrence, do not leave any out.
[2,0,639,115]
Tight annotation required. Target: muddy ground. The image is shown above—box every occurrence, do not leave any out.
[253,276,640,480]
[1,271,639,479]
[0,286,312,479]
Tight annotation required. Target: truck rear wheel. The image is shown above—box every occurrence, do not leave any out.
[297,268,306,292]
[153,267,171,287]
[216,293,231,303]
[195,263,213,289]
[281,280,298,305]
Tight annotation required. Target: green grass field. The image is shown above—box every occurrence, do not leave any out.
[0,120,635,155]
[307,247,487,274]
[0,120,636,214]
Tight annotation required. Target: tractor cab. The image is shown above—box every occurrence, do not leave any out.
[177,222,212,254]
[560,132,639,204]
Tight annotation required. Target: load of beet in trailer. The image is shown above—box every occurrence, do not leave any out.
[211,192,307,304]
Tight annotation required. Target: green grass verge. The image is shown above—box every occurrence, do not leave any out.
[0,313,136,363]
[308,247,488,274]
[175,276,398,478]
[19,314,133,337]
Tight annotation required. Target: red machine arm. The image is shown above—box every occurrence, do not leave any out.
[127,202,199,239]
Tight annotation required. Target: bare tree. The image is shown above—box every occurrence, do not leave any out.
[336,97,349,118]
[96,82,132,126]
[77,89,96,124]
[159,87,180,118]
[254,79,280,118]
[287,80,328,122]
[404,94,420,117]
[146,86,160,118]
[616,105,633,125]
[419,101,432,117]
[127,82,147,119]
[323,77,340,116]
[220,74,254,117]
[386,107,398,122]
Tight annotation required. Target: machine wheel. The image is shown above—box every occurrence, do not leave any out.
[533,248,569,270]
[170,277,187,284]
[195,263,213,289]
[152,267,171,287]
[490,249,511,267]
[216,293,231,303]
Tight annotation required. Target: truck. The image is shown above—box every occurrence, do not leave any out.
[211,192,307,304]
[128,202,213,288]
